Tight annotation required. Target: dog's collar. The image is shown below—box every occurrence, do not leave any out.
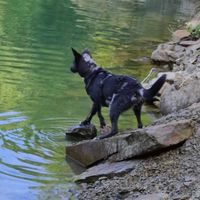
[79,63,97,77]
[84,67,107,91]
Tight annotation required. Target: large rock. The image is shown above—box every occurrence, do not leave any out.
[160,72,200,114]
[66,119,193,167]
[151,42,185,64]
[153,102,200,126]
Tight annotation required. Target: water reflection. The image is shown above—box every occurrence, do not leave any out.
[0,0,196,199]
[0,111,74,199]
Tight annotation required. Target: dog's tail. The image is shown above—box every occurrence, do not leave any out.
[143,74,166,103]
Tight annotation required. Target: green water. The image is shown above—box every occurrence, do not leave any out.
[0,0,195,199]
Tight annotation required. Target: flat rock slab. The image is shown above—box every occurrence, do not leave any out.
[179,39,200,47]
[172,29,190,42]
[66,124,97,139]
[75,160,139,183]
[66,119,193,167]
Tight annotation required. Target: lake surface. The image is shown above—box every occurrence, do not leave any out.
[0,0,195,199]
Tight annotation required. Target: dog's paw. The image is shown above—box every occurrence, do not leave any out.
[80,120,90,126]
[100,125,111,134]
[93,136,101,140]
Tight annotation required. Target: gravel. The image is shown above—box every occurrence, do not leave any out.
[76,110,200,200]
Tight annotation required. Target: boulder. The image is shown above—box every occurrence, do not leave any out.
[151,43,174,63]
[160,72,200,114]
[66,119,193,167]
[153,102,200,126]
[158,72,176,83]
[66,124,97,139]
[151,42,185,64]
[75,160,138,183]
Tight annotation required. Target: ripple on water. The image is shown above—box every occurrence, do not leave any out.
[0,111,74,194]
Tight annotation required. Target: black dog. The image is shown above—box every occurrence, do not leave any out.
[70,48,166,139]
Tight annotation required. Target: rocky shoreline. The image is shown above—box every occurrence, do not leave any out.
[74,103,200,200]
[67,9,200,200]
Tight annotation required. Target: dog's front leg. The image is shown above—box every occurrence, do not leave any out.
[81,103,98,125]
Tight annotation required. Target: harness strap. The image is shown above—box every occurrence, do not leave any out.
[100,74,112,88]
[85,68,105,91]
[85,68,112,92]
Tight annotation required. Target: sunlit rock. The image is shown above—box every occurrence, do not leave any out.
[160,72,200,114]
[66,119,193,167]
[172,29,190,42]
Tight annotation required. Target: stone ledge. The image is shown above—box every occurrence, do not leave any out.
[66,119,193,167]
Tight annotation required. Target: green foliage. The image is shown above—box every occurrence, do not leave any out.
[187,24,200,39]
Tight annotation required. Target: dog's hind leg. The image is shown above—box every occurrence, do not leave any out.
[81,103,98,125]
[99,94,132,139]
[131,95,143,128]
[98,110,119,139]
[97,107,106,128]
[133,104,143,128]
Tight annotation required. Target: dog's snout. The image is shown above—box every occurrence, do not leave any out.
[70,66,77,73]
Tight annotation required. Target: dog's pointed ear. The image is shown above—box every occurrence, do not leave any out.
[71,48,82,61]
